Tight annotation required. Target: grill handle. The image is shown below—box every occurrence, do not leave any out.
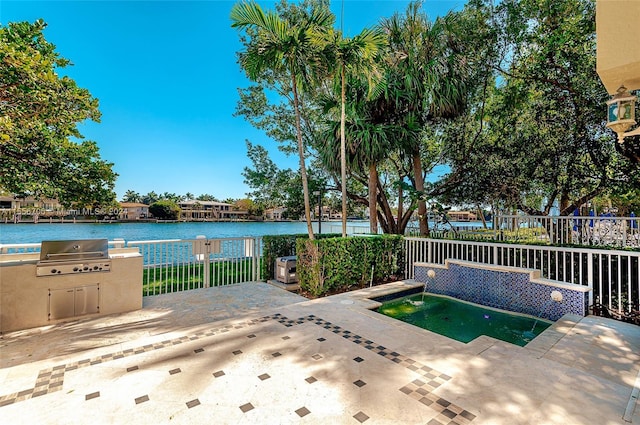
[45,251,106,259]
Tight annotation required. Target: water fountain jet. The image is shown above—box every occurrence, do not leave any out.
[409,269,436,306]
[523,290,563,340]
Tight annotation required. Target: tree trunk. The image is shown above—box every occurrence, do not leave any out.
[340,65,348,237]
[368,162,378,234]
[476,204,487,229]
[378,183,398,234]
[397,178,403,230]
[412,149,428,236]
[292,75,314,240]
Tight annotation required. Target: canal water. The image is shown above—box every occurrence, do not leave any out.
[0,220,486,244]
[0,221,368,244]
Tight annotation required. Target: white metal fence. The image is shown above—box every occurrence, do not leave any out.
[4,234,639,319]
[0,237,263,297]
[127,237,262,296]
[0,243,42,254]
[0,239,126,254]
[321,223,373,235]
[404,237,640,317]
[493,214,640,247]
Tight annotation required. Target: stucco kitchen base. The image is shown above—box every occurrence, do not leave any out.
[0,249,142,333]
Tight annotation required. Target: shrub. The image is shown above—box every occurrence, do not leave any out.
[296,235,404,297]
[261,233,340,280]
[262,234,300,280]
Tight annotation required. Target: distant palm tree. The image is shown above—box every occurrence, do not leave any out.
[197,194,218,202]
[231,1,334,239]
[122,190,141,203]
[142,191,159,205]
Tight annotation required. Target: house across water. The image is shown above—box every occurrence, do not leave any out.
[178,200,248,221]
[447,210,477,222]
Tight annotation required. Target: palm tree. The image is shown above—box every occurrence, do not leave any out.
[122,190,141,203]
[231,1,334,240]
[318,75,392,234]
[142,191,159,205]
[319,27,386,236]
[381,4,469,235]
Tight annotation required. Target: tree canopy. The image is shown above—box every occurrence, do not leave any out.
[0,20,117,207]
[233,0,639,233]
[439,0,637,216]
[231,0,335,238]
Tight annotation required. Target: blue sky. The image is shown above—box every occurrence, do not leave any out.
[2,0,462,201]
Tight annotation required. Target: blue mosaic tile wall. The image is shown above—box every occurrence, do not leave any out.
[415,263,588,321]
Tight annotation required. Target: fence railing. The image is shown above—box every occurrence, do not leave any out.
[405,214,640,249]
[4,234,639,319]
[492,214,640,248]
[0,237,263,297]
[127,237,262,296]
[404,237,640,317]
[321,223,373,235]
[0,242,42,254]
[0,239,126,254]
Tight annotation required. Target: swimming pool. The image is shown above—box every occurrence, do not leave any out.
[376,292,552,347]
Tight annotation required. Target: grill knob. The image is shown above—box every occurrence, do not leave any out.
[73,267,79,272]
[83,266,89,271]
[51,269,57,274]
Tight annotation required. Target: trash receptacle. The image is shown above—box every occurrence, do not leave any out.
[275,256,298,283]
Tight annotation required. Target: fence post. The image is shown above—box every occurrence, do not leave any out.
[587,252,594,307]
[203,241,211,288]
[252,237,260,281]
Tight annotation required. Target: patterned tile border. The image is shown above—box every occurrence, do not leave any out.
[0,312,476,424]
[271,313,475,425]
[0,316,269,407]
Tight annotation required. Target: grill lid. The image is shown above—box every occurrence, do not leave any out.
[39,239,109,263]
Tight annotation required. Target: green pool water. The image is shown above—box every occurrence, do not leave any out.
[377,293,552,347]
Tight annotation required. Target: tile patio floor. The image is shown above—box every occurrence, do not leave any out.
[0,281,639,425]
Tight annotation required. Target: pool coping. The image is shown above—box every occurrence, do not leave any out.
[0,281,636,424]
[327,280,578,356]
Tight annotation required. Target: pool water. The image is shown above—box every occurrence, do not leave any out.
[377,293,551,347]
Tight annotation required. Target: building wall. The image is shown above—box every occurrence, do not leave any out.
[596,0,640,93]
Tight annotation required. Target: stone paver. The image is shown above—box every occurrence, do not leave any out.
[0,281,638,425]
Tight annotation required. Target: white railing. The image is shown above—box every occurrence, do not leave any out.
[0,243,42,254]
[321,223,373,235]
[493,214,640,247]
[0,237,262,297]
[404,237,640,317]
[127,237,262,296]
[0,239,126,254]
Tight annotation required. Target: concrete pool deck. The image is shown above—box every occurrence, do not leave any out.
[0,281,639,424]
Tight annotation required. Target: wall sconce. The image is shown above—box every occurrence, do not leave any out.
[606,86,640,143]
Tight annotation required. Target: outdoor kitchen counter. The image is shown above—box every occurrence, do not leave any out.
[0,248,143,334]
[0,252,39,265]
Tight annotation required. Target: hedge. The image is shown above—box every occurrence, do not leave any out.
[261,233,339,281]
[296,234,404,297]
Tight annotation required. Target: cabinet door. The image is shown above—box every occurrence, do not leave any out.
[49,288,75,320]
[75,285,99,315]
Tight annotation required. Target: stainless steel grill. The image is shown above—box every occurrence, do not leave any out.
[36,239,111,276]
